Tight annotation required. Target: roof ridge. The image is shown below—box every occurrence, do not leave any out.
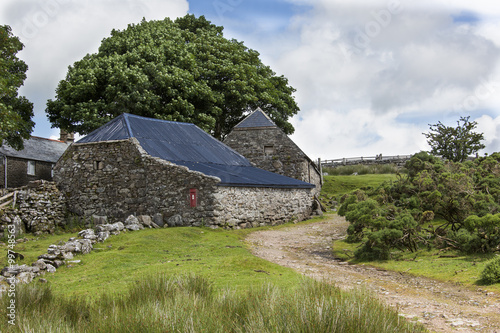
[234,108,277,129]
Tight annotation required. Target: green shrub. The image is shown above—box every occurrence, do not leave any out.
[459,214,500,253]
[481,256,500,284]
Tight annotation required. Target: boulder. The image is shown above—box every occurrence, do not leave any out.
[45,264,56,273]
[138,215,153,228]
[77,239,93,254]
[153,213,164,227]
[53,260,64,268]
[38,253,58,261]
[78,229,97,241]
[32,259,47,271]
[125,215,140,226]
[16,272,35,284]
[111,222,125,231]
[97,231,110,242]
[12,215,24,237]
[167,215,183,227]
[126,224,142,231]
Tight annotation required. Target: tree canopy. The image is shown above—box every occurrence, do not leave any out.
[46,15,299,139]
[0,25,34,150]
[424,116,485,162]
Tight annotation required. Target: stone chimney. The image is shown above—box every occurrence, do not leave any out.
[59,130,75,143]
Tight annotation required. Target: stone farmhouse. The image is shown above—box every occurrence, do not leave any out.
[1,136,71,189]
[54,113,315,229]
[224,108,322,195]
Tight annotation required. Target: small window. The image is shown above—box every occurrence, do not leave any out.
[94,161,104,170]
[51,164,54,178]
[27,161,36,175]
[264,145,274,156]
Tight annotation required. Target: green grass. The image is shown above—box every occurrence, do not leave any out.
[323,164,402,176]
[320,174,397,208]
[1,225,309,299]
[0,215,426,332]
[332,231,500,294]
[0,274,426,333]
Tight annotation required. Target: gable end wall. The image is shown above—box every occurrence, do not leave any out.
[54,138,220,226]
[224,127,321,195]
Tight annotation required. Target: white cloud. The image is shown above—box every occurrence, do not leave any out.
[476,115,500,154]
[1,0,189,119]
[274,0,500,159]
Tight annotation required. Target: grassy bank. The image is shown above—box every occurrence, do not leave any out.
[0,274,425,332]
[1,223,311,298]
[332,238,500,293]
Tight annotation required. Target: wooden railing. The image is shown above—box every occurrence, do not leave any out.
[0,191,17,210]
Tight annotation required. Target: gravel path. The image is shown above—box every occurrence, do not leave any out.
[246,215,500,333]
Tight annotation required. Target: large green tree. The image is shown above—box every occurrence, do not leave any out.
[0,25,34,150]
[424,116,485,162]
[46,15,299,139]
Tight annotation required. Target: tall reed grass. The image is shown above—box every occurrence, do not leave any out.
[0,274,425,332]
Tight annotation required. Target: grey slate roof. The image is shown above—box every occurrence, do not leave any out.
[0,137,70,163]
[234,108,277,129]
[78,113,315,189]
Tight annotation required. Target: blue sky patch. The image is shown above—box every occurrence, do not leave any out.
[452,11,480,24]
[187,0,310,34]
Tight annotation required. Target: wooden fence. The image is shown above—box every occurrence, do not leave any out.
[321,154,412,167]
[0,191,17,210]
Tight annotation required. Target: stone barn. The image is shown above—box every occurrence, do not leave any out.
[224,108,322,195]
[54,113,315,229]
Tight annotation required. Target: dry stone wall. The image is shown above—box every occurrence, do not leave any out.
[0,181,66,236]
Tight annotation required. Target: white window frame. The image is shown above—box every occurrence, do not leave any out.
[27,161,36,176]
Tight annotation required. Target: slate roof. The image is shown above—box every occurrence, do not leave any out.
[0,137,70,163]
[234,108,277,129]
[77,113,315,189]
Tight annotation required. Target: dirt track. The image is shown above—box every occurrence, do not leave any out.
[246,215,500,333]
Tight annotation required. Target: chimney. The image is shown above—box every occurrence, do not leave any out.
[59,130,75,143]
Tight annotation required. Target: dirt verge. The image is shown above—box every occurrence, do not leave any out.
[246,215,500,333]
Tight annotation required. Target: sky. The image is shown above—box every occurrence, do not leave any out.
[1,0,500,160]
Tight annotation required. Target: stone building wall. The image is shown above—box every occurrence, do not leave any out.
[0,181,67,235]
[0,157,54,188]
[54,138,220,226]
[224,128,322,195]
[54,138,314,229]
[213,186,313,229]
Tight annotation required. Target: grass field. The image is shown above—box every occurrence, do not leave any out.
[1,223,311,298]
[332,238,500,293]
[0,214,425,332]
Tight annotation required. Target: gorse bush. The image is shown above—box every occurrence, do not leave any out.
[481,256,500,285]
[0,274,425,332]
[338,151,500,259]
